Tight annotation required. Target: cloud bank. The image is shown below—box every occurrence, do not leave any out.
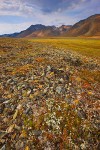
[0,0,100,34]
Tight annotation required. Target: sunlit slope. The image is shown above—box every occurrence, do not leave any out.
[64,14,100,37]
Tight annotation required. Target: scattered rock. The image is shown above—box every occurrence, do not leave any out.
[0,145,6,150]
[0,104,5,113]
[33,130,42,136]
[77,110,87,119]
[56,86,62,94]
[46,65,51,72]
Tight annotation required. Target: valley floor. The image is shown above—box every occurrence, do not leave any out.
[0,38,100,150]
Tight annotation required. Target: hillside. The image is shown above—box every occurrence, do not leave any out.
[65,14,100,37]
[25,26,59,38]
[16,24,47,38]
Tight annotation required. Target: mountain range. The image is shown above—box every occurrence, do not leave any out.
[0,14,100,38]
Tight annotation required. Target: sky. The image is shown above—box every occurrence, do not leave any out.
[0,0,100,34]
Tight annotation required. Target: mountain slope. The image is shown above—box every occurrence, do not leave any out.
[16,24,46,38]
[58,25,72,34]
[65,14,100,37]
[18,25,71,38]
[25,26,59,38]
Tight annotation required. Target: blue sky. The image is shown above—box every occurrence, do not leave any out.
[0,0,100,34]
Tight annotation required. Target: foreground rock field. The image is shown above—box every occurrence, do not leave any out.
[0,38,100,150]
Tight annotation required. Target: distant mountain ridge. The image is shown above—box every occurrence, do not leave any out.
[0,33,19,38]
[0,14,100,38]
[0,24,72,38]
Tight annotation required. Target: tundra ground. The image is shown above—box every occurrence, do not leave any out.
[0,38,100,150]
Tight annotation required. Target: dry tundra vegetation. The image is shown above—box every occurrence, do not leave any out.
[0,37,100,150]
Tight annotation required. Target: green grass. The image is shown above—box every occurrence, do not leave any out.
[30,38,100,60]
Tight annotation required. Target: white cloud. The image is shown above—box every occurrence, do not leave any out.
[0,0,36,16]
[0,12,78,34]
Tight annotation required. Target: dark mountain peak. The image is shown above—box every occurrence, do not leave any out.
[28,24,46,31]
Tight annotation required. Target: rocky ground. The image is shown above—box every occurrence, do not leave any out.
[0,38,100,150]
